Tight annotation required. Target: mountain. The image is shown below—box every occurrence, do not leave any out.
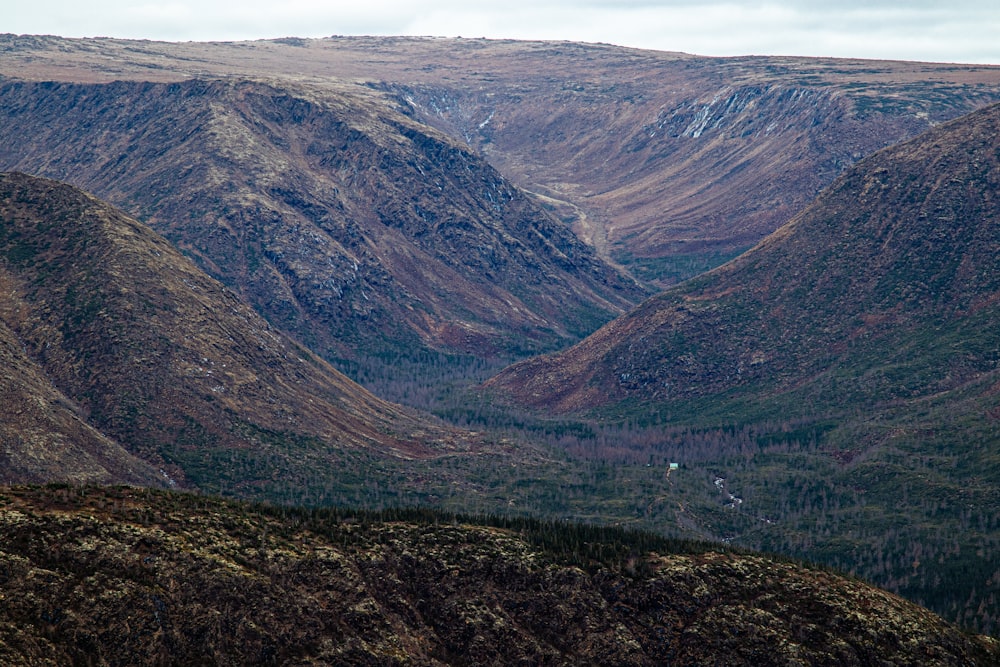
[484,101,1000,414]
[483,101,1000,634]
[2,34,998,288]
[1,484,996,666]
[0,173,640,521]
[0,73,644,393]
[0,172,484,499]
[2,36,998,401]
[370,42,1000,285]
[3,34,1000,637]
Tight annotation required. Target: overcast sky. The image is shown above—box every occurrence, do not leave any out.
[5,1,999,65]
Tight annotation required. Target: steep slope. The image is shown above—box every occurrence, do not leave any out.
[483,102,1000,635]
[0,172,478,497]
[0,76,644,383]
[0,318,165,487]
[390,53,1000,284]
[5,35,997,286]
[1,485,996,666]
[486,101,1000,414]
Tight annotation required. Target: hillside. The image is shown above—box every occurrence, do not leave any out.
[0,484,996,666]
[0,172,671,526]
[483,102,1000,634]
[0,74,644,392]
[0,320,164,487]
[0,172,489,498]
[485,101,1000,414]
[3,34,1000,639]
[2,35,999,288]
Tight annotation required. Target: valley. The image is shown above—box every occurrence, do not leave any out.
[5,35,1000,287]
[1,33,999,651]
[0,75,644,396]
[484,99,1000,634]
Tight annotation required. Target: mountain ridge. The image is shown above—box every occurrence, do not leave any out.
[0,172,480,493]
[484,100,1000,414]
[0,76,644,382]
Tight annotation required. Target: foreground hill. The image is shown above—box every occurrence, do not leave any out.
[486,101,1000,416]
[0,485,996,666]
[0,74,643,389]
[2,35,998,287]
[0,172,481,497]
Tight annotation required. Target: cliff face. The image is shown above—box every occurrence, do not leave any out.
[1,485,996,666]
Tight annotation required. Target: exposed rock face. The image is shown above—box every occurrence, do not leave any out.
[0,485,995,666]
[0,172,476,490]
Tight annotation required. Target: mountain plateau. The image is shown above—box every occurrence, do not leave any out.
[3,34,998,288]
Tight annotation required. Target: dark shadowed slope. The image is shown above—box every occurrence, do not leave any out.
[0,485,996,666]
[0,76,644,379]
[0,173,478,496]
[2,35,999,288]
[0,319,165,486]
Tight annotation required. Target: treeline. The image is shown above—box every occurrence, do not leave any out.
[257,502,730,576]
[410,390,1000,637]
[19,483,720,575]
